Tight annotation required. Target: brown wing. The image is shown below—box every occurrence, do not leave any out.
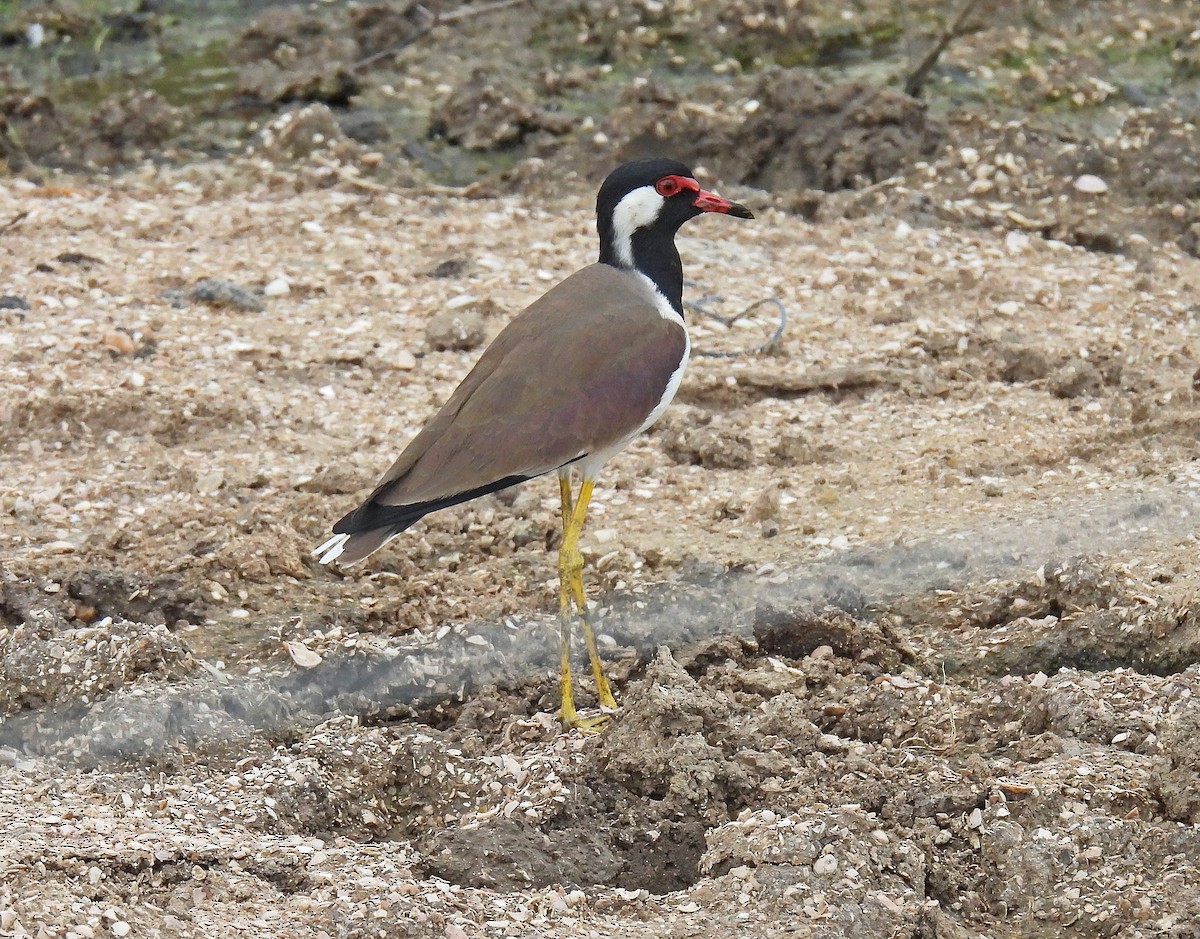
[370,263,685,508]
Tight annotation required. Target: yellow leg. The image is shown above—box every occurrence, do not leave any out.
[558,568,582,727]
[559,473,574,529]
[557,473,579,725]
[564,480,618,710]
[556,475,617,729]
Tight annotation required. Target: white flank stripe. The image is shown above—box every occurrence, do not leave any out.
[638,332,690,433]
[577,273,689,479]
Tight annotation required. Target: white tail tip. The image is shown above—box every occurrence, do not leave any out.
[312,533,349,564]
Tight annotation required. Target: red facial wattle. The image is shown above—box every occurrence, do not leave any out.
[654,174,754,219]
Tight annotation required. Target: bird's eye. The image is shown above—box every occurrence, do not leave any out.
[655,177,681,197]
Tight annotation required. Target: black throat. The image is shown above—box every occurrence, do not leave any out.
[599,222,686,317]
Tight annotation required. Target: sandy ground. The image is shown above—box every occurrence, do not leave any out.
[3,147,1200,938]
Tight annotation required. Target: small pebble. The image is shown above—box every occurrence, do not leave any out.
[263,277,290,297]
[427,259,468,279]
[286,641,322,668]
[102,330,137,355]
[813,855,838,874]
[1005,230,1030,252]
[195,471,224,494]
[191,278,265,312]
[426,308,488,351]
[1073,174,1108,194]
[394,349,417,370]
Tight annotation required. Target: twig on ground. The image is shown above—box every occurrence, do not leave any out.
[0,210,31,236]
[439,0,528,24]
[352,4,436,71]
[736,363,906,394]
[688,296,788,358]
[410,180,497,198]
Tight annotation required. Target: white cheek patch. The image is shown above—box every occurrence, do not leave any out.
[610,186,665,267]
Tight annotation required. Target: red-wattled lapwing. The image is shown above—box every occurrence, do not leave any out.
[313,157,753,728]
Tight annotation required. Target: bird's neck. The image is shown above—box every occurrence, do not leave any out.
[599,226,685,317]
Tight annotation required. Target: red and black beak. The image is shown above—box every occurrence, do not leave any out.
[693,188,754,219]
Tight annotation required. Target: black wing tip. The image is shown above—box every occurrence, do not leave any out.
[331,473,536,536]
[332,503,424,537]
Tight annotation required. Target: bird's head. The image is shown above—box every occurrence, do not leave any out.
[597,158,753,270]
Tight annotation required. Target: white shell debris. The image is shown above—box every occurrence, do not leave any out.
[285,641,323,668]
[1073,174,1109,194]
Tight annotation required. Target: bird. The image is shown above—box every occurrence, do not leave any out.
[313,157,753,728]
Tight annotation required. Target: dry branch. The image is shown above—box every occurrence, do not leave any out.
[902,0,986,97]
[353,0,529,71]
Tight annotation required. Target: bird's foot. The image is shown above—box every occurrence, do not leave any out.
[556,703,614,734]
[564,715,604,739]
[560,711,610,734]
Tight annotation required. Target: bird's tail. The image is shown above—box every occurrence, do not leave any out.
[312,471,538,566]
[312,528,399,565]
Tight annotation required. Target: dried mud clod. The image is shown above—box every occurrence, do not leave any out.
[733,71,943,192]
[424,306,489,352]
[415,648,758,893]
[602,70,941,194]
[231,8,361,107]
[429,70,574,152]
[903,557,1200,679]
[84,91,185,167]
[62,569,201,627]
[0,570,201,633]
[661,426,755,471]
[702,805,928,929]
[752,602,907,672]
[1151,696,1200,824]
[2,87,179,170]
[0,611,196,718]
[248,103,358,163]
